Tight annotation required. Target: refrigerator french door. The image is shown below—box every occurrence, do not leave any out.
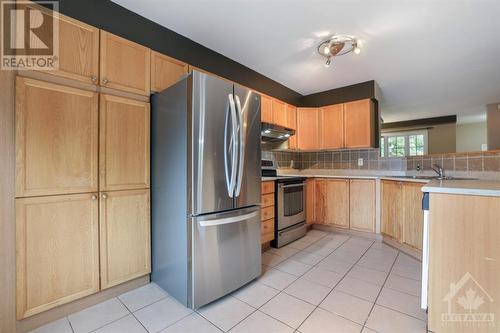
[151,71,261,309]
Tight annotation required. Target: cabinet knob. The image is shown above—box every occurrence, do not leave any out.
[102,78,108,85]
[102,193,108,199]
[90,75,97,83]
[91,194,97,200]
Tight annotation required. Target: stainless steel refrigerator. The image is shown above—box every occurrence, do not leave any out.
[151,71,261,309]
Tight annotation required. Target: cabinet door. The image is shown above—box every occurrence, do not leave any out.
[100,30,151,95]
[381,180,403,239]
[297,108,320,150]
[261,95,273,123]
[286,104,298,149]
[306,179,316,224]
[349,179,375,232]
[150,51,189,92]
[344,99,375,148]
[317,179,349,228]
[320,104,344,149]
[29,5,99,84]
[100,94,150,191]
[16,77,98,197]
[16,193,99,319]
[272,99,287,127]
[402,182,424,250]
[100,189,151,289]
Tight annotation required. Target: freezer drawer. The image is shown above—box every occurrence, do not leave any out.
[192,206,261,308]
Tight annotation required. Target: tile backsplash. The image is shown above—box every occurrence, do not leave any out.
[406,151,500,172]
[263,145,500,173]
[263,147,406,171]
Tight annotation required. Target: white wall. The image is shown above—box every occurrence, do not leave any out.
[456,121,487,153]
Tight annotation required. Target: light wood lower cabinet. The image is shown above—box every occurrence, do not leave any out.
[261,219,275,244]
[402,182,424,249]
[16,193,100,319]
[315,179,350,228]
[349,179,375,232]
[428,194,500,333]
[308,178,375,232]
[99,94,150,191]
[15,77,98,197]
[100,189,151,289]
[381,180,424,250]
[306,179,316,224]
[261,181,275,243]
[381,180,402,239]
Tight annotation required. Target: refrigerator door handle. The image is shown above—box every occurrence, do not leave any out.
[234,95,245,197]
[224,94,238,197]
[198,211,258,227]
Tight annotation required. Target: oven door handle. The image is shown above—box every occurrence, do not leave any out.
[279,183,305,189]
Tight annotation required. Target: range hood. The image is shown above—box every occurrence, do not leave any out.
[261,122,296,142]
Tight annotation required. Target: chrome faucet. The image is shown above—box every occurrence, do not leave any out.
[431,164,445,179]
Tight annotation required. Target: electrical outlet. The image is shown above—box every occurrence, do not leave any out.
[358,158,364,167]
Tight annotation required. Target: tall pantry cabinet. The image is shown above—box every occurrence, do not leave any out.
[15,11,151,319]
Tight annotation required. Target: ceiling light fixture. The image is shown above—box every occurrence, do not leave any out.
[317,34,360,68]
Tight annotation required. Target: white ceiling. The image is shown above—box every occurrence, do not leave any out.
[113,0,500,123]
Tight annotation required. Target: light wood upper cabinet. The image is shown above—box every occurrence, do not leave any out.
[15,77,98,197]
[344,99,375,148]
[261,95,273,123]
[272,99,287,127]
[381,180,403,239]
[286,104,298,149]
[315,179,349,228]
[297,108,320,150]
[16,193,99,319]
[100,94,150,191]
[24,4,99,84]
[100,189,151,289]
[349,179,375,232]
[150,51,189,92]
[320,104,344,149]
[402,182,424,250]
[100,31,151,95]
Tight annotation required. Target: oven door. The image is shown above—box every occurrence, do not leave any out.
[277,182,306,230]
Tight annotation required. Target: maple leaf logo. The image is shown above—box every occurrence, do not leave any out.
[457,289,484,311]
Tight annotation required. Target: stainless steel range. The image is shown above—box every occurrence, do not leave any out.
[262,158,307,247]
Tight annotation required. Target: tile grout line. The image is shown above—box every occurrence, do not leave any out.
[292,238,378,332]
[361,251,400,330]
[242,232,348,331]
[114,296,152,333]
[198,234,334,332]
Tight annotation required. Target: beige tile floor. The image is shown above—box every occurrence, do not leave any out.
[30,230,427,333]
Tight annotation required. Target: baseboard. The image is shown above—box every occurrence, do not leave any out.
[16,275,150,333]
[382,236,422,261]
[311,224,383,241]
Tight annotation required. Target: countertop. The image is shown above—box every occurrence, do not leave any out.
[422,180,500,197]
[262,173,430,183]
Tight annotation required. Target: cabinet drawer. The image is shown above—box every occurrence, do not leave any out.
[261,193,274,208]
[261,206,275,221]
[261,218,275,243]
[261,181,275,194]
